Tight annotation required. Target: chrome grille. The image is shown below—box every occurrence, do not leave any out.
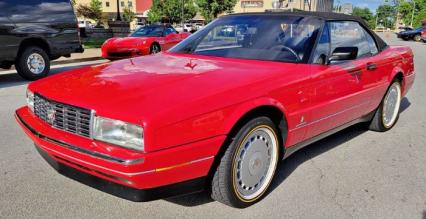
[34,94,93,138]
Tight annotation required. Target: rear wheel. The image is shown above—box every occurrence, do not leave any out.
[15,46,50,81]
[369,80,402,132]
[211,117,281,208]
[414,34,421,42]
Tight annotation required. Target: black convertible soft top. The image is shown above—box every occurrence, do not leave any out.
[226,11,389,52]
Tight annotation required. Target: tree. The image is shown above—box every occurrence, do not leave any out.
[196,0,237,22]
[413,9,426,26]
[376,4,397,29]
[76,0,103,24]
[352,7,376,29]
[148,0,197,23]
[147,0,163,23]
[396,0,426,27]
[123,6,136,22]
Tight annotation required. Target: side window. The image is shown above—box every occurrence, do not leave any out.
[16,0,41,6]
[312,24,331,65]
[164,28,176,36]
[363,29,379,55]
[328,21,372,59]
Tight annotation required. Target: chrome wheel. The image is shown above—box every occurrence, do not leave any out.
[382,82,401,128]
[26,53,46,74]
[233,126,279,201]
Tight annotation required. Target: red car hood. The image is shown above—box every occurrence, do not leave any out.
[29,53,299,126]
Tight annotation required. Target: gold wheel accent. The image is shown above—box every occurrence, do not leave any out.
[231,125,279,203]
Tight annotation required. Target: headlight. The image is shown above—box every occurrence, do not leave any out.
[26,89,34,112]
[93,116,144,151]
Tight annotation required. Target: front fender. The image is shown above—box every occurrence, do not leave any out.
[149,97,288,152]
[221,97,288,134]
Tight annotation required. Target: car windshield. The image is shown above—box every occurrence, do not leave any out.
[131,26,164,37]
[170,15,322,62]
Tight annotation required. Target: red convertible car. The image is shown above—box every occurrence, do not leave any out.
[101,24,190,60]
[16,12,415,208]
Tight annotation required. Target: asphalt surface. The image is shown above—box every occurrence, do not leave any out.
[0,34,425,219]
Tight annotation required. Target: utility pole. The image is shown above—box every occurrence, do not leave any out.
[116,0,122,21]
[410,0,416,27]
[181,0,184,27]
[375,12,379,28]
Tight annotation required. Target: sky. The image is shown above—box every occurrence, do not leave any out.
[336,0,385,12]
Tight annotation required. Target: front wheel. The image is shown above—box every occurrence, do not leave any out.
[369,80,402,132]
[15,46,50,81]
[211,117,281,208]
[149,43,161,54]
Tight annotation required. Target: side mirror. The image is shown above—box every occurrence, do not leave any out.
[328,47,358,63]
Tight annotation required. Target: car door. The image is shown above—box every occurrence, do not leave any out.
[353,26,390,111]
[305,21,373,139]
[0,0,18,61]
[162,27,180,50]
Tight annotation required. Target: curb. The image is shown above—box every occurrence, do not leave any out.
[0,57,106,73]
[51,57,106,65]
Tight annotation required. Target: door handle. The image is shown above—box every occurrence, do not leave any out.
[366,63,377,71]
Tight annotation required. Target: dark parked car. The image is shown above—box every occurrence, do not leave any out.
[0,0,83,80]
[397,26,426,41]
[395,26,413,34]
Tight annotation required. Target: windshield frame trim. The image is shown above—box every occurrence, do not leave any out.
[170,15,324,64]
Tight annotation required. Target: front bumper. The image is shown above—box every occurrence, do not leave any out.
[15,107,225,201]
[34,145,206,201]
[102,47,150,60]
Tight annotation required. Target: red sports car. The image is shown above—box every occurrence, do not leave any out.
[101,24,190,60]
[16,12,415,208]
[422,29,426,42]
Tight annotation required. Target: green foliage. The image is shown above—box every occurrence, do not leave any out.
[148,0,163,23]
[83,38,106,49]
[196,0,237,22]
[413,9,426,26]
[123,7,136,22]
[76,0,103,24]
[89,0,102,13]
[396,0,426,27]
[376,4,397,28]
[148,0,197,23]
[352,7,376,29]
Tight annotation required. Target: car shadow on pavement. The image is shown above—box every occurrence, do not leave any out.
[165,124,370,207]
[0,72,28,89]
[165,190,214,206]
[269,123,368,192]
[166,97,412,207]
[400,97,411,113]
[269,97,411,193]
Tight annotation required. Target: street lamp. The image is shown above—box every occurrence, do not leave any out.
[116,0,122,21]
[181,0,184,28]
[410,0,416,27]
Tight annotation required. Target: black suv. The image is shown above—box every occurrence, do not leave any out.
[0,0,83,80]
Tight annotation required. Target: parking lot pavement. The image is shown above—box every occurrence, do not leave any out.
[53,48,103,65]
[1,35,425,219]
